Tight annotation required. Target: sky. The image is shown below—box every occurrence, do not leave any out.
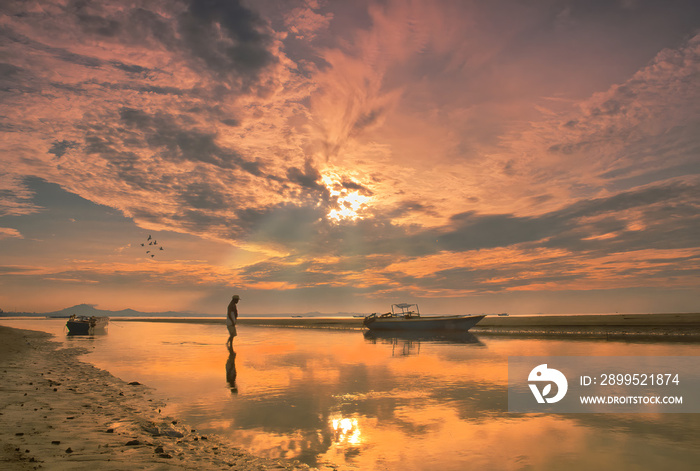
[1,0,699,315]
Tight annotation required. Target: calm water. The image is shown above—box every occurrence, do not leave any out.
[2,318,700,470]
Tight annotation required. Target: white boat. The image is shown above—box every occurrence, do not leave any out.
[363,303,485,332]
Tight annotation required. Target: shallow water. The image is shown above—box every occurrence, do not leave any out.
[2,318,700,470]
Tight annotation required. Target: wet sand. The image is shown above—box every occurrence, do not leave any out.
[0,325,313,470]
[472,312,700,339]
[114,313,700,339]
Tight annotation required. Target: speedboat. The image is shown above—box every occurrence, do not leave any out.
[363,303,485,331]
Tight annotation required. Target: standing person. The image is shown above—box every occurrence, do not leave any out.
[226,295,240,347]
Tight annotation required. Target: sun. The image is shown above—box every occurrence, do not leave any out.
[321,172,372,222]
[328,191,371,221]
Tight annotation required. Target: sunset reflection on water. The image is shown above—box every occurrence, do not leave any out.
[2,319,699,470]
[330,415,362,445]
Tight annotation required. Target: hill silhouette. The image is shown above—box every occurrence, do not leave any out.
[1,304,362,318]
[43,304,199,318]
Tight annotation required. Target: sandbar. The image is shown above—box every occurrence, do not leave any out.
[113,313,700,339]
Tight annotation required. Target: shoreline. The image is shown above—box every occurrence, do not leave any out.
[4,312,700,339]
[109,313,700,340]
[0,325,313,470]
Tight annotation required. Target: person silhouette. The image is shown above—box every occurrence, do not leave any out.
[226,295,240,348]
[226,344,238,394]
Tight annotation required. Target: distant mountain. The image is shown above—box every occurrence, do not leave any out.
[1,303,365,318]
[44,304,204,318]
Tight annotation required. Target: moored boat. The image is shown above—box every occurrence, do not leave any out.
[363,303,485,332]
[66,315,109,335]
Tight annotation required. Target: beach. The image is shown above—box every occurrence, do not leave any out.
[2,317,700,470]
[0,325,312,471]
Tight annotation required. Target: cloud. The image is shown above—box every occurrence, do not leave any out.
[498,33,700,203]
[286,159,326,192]
[177,0,277,85]
[434,180,700,255]
[48,140,79,158]
[1,0,700,312]
[0,227,23,240]
[0,0,330,245]
[115,107,264,175]
[229,179,700,295]
[0,173,40,217]
[284,0,334,40]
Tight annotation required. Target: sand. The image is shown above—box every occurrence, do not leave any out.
[0,325,314,471]
[469,312,700,339]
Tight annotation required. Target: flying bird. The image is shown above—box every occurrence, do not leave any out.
[137,234,165,259]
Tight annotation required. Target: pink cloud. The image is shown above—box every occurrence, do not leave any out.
[284,1,333,40]
[0,227,23,240]
[2,0,699,313]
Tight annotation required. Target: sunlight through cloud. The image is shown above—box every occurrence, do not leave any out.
[322,172,372,222]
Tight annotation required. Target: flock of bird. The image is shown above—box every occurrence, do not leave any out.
[140,234,164,258]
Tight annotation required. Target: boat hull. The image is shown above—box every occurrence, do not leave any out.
[364,315,485,332]
[66,317,109,335]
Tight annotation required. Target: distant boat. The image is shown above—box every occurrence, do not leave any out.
[66,315,109,335]
[363,303,485,332]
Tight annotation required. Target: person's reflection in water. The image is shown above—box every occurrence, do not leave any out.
[226,344,238,394]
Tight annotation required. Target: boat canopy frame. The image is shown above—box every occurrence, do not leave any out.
[391,303,420,318]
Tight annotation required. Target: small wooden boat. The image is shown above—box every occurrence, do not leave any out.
[66,315,109,335]
[363,303,485,332]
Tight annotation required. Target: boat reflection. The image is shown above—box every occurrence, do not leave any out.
[363,330,484,356]
[364,329,483,345]
[66,328,108,340]
[225,345,238,394]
